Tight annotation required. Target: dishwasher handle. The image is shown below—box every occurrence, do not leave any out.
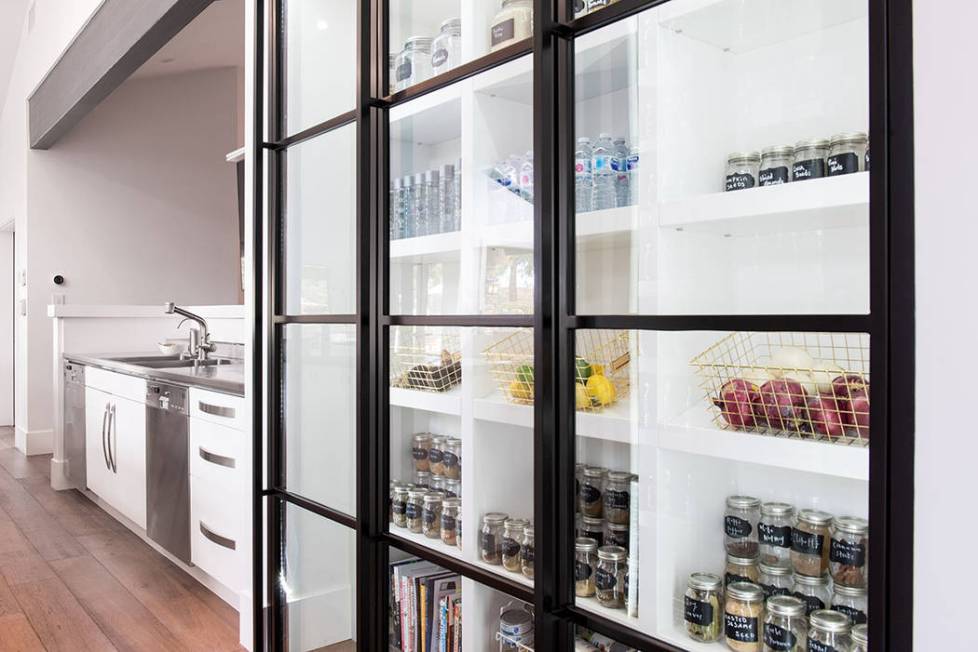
[101,403,111,471]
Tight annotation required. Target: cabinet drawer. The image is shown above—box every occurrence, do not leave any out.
[190,418,247,485]
[85,367,146,403]
[189,388,245,430]
[191,474,245,591]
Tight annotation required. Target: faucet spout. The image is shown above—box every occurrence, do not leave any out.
[165,303,213,361]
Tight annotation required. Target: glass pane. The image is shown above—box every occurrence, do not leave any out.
[571,328,870,647]
[283,324,357,516]
[388,1,532,95]
[285,0,357,134]
[281,501,357,651]
[284,124,357,315]
[573,2,870,315]
[389,57,534,315]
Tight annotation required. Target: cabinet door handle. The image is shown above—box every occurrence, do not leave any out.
[198,447,236,469]
[198,402,235,419]
[199,522,236,550]
[108,404,117,474]
[101,403,111,470]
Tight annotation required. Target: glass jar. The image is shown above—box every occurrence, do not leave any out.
[725,152,760,192]
[441,498,460,546]
[499,603,534,651]
[851,624,868,652]
[575,537,598,597]
[807,609,851,652]
[725,495,761,557]
[726,552,760,590]
[431,18,461,77]
[827,132,868,176]
[490,0,533,53]
[829,516,868,588]
[501,518,528,573]
[759,145,793,186]
[480,513,509,565]
[580,466,606,517]
[831,584,868,625]
[603,471,631,525]
[393,36,433,91]
[422,492,445,539]
[430,474,445,493]
[520,526,535,579]
[411,433,432,471]
[762,595,807,652]
[758,562,793,599]
[391,486,409,529]
[791,509,833,577]
[684,572,723,643]
[724,582,765,652]
[594,546,627,609]
[759,502,795,568]
[413,470,431,489]
[443,437,461,480]
[580,516,605,547]
[792,138,830,181]
[428,436,446,476]
[604,521,629,550]
[443,478,461,498]
[406,490,426,534]
[791,572,831,616]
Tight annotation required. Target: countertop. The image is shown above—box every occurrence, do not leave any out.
[64,352,245,396]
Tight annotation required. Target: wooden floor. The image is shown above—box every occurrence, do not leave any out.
[0,427,243,651]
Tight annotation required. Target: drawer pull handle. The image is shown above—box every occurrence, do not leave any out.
[199,447,236,469]
[199,522,236,550]
[199,402,235,418]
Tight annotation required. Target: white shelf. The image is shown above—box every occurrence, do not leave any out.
[659,172,868,236]
[468,558,534,590]
[390,231,462,261]
[388,528,464,562]
[472,392,632,444]
[477,205,636,251]
[575,596,637,629]
[390,386,462,416]
[653,623,720,652]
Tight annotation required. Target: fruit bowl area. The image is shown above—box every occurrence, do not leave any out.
[690,332,870,446]
[390,330,462,393]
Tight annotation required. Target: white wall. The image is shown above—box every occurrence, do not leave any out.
[0,232,12,425]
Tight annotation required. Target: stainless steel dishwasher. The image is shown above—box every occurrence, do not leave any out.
[145,381,191,564]
[63,361,86,489]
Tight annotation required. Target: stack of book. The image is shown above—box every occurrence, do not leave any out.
[390,559,462,652]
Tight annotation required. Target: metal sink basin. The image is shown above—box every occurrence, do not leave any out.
[107,355,233,369]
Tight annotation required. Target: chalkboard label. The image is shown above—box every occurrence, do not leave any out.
[411,447,428,461]
[427,449,443,464]
[759,166,790,186]
[793,591,826,615]
[684,597,714,627]
[764,623,798,651]
[575,561,592,581]
[832,604,867,625]
[828,152,859,176]
[595,568,617,591]
[440,514,456,532]
[793,158,825,181]
[604,489,630,511]
[725,173,756,192]
[725,572,753,588]
[395,62,412,83]
[724,613,759,643]
[792,528,825,556]
[830,538,866,567]
[808,638,840,652]
[431,48,448,69]
[759,582,791,599]
[392,501,406,516]
[490,18,515,47]
[759,523,792,548]
[405,503,419,519]
[480,532,495,554]
[725,515,753,538]
[521,546,534,564]
[422,509,437,527]
[581,484,602,505]
[442,452,459,468]
[606,528,629,549]
[501,537,521,558]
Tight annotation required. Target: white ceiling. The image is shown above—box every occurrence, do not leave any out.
[131,0,244,80]
[0,0,31,110]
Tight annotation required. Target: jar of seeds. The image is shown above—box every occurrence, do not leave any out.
[575,537,599,597]
[502,519,528,573]
[422,492,444,539]
[759,502,794,568]
[725,495,761,557]
[443,437,461,480]
[411,433,432,471]
[603,471,632,525]
[580,467,606,517]
[480,512,508,564]
[391,486,409,529]
[406,490,426,534]
[594,546,627,609]
[441,498,460,546]
[428,436,446,476]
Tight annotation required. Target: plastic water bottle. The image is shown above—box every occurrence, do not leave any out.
[575,137,594,213]
[454,158,462,230]
[401,175,415,238]
[424,169,441,235]
[612,137,630,207]
[440,164,455,233]
[519,151,534,203]
[626,146,640,205]
[390,177,403,239]
[412,172,427,236]
[592,133,616,211]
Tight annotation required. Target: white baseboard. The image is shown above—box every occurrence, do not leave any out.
[15,426,53,456]
[49,457,72,490]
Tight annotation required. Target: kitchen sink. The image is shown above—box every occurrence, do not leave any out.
[107,356,233,369]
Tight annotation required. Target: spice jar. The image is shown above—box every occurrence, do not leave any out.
[490,0,533,53]
[413,470,431,489]
[831,584,868,625]
[827,132,868,177]
[759,145,793,186]
[411,433,432,471]
[580,467,606,517]
[441,498,460,546]
[393,36,433,91]
[684,572,723,643]
[443,437,461,480]
[575,537,598,597]
[791,572,831,616]
[724,582,765,651]
[430,475,445,493]
[480,512,508,564]
[520,526,535,579]
[604,521,629,550]
[792,138,830,181]
[580,516,605,547]
[725,495,761,557]
[431,18,461,77]
[726,552,760,589]
[762,595,807,652]
[406,490,426,534]
[499,603,534,651]
[725,152,760,192]
[791,509,833,577]
[443,478,461,498]
[603,471,632,525]
[422,492,445,539]
[391,486,409,529]
[428,436,446,476]
[502,519,528,573]
[594,546,627,609]
[758,562,793,599]
[829,516,868,588]
[759,502,795,568]
[851,624,868,652]
[807,609,851,652]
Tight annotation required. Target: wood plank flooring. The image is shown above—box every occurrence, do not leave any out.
[0,427,242,651]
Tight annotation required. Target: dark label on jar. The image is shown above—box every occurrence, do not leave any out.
[442,452,459,468]
[683,596,714,627]
[759,166,790,186]
[581,529,604,547]
[444,487,457,498]
[759,523,792,548]
[606,529,629,549]
[792,528,825,556]
[411,447,428,461]
[759,582,791,599]
[431,48,448,69]
[440,514,456,532]
[501,537,521,558]
[725,515,753,538]
[422,509,437,527]
[832,604,867,625]
[575,560,592,581]
[490,18,515,47]
[830,538,866,567]
[603,489,630,511]
[521,546,534,564]
[581,484,601,505]
[724,614,759,643]
[725,572,753,588]
[793,158,826,181]
[395,61,412,83]
[827,152,859,176]
[808,639,839,652]
[479,532,495,554]
[392,501,406,516]
[725,173,756,192]
[763,623,797,650]
[595,568,617,591]
[428,449,443,464]
[793,591,825,615]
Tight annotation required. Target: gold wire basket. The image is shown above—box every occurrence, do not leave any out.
[390,330,462,393]
[690,332,870,446]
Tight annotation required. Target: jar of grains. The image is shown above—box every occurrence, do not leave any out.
[758,562,793,600]
[759,145,793,186]
[726,552,760,590]
[580,516,605,547]
[441,498,460,546]
[725,495,761,557]
[489,0,533,53]
[762,595,807,652]
[791,573,831,616]
[725,152,761,191]
[851,624,868,652]
[807,609,851,652]
[791,509,833,577]
[580,467,606,517]
[413,470,431,489]
[411,433,432,471]
[521,525,535,579]
[428,436,446,476]
[443,437,461,480]
[831,584,868,625]
[480,512,508,564]
[406,490,426,534]
[827,132,868,176]
[502,519,528,573]
[603,471,632,524]
[758,502,795,568]
[422,492,445,539]
[829,516,868,588]
[684,572,723,643]
[575,537,599,597]
[604,521,629,550]
[594,546,627,609]
[444,478,461,498]
[792,138,830,181]
[391,486,409,529]
[724,582,765,652]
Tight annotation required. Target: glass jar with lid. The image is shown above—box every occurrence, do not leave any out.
[762,595,807,652]
[792,509,833,577]
[594,546,627,609]
[431,18,461,77]
[792,572,831,616]
[442,437,461,480]
[724,582,765,651]
[440,498,460,546]
[429,474,445,493]
[604,521,629,550]
[411,433,432,471]
[759,145,793,186]
[421,492,445,539]
[827,132,868,176]
[393,36,433,91]
[792,138,831,181]
[758,562,793,599]
[831,584,867,625]
[580,515,605,547]
[758,502,795,567]
[490,0,533,53]
[851,624,868,652]
[829,515,868,588]
[726,552,760,590]
[443,478,461,498]
[428,436,446,476]
[807,609,851,652]
[575,537,599,597]
[580,466,606,517]
[480,512,509,564]
[520,526,535,579]
[603,471,632,524]
[498,602,534,651]
[725,495,761,557]
[391,486,410,529]
[501,519,528,572]
[684,572,723,643]
[406,490,426,534]
[725,152,760,192]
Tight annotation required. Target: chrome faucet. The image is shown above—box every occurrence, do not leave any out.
[164,302,215,361]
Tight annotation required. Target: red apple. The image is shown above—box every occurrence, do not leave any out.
[759,379,809,431]
[807,395,846,438]
[714,378,761,430]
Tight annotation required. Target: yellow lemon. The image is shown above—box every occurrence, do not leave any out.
[509,379,533,402]
[586,373,616,406]
[575,383,591,410]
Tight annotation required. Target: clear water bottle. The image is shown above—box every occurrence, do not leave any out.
[626,146,640,205]
[424,169,441,235]
[575,137,594,213]
[412,172,427,236]
[592,133,616,211]
[390,177,403,239]
[519,151,534,203]
[402,175,416,238]
[454,158,462,231]
[612,137,630,207]
[440,164,456,233]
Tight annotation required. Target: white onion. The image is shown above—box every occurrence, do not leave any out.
[810,363,844,394]
[770,346,815,378]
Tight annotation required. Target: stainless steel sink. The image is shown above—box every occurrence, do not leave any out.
[107,356,233,369]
